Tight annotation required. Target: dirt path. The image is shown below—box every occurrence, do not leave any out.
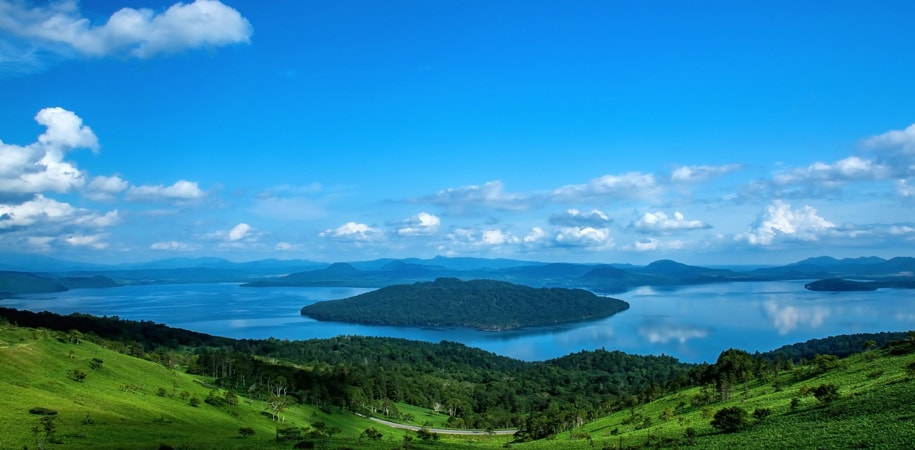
[360,414,518,436]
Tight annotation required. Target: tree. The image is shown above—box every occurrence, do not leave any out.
[813,384,839,405]
[361,427,383,441]
[710,406,749,433]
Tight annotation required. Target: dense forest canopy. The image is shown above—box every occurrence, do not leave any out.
[300,277,630,330]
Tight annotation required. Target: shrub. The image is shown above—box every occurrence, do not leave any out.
[813,384,839,405]
[67,369,87,382]
[752,408,772,422]
[710,406,749,433]
[238,427,255,438]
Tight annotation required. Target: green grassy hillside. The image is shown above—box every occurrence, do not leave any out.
[510,347,915,449]
[0,324,394,450]
[2,315,913,449]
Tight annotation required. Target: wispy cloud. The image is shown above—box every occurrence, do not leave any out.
[126,180,205,203]
[550,172,660,203]
[670,164,742,183]
[0,0,252,74]
[417,180,531,213]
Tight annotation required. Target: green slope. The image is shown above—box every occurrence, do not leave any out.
[509,347,915,449]
[0,325,381,449]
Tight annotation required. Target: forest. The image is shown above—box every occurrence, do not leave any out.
[300,277,630,330]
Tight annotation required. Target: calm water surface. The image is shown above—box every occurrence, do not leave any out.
[5,281,914,363]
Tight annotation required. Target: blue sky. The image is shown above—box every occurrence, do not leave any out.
[1,0,915,265]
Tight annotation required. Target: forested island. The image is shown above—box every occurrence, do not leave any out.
[300,277,629,330]
[805,278,915,292]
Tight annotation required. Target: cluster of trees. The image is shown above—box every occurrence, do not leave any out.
[300,277,629,330]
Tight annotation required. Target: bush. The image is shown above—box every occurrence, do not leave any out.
[752,408,772,422]
[67,369,87,382]
[238,427,255,438]
[813,384,839,405]
[710,406,749,433]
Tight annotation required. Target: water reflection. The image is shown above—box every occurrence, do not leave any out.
[761,301,831,335]
[4,281,914,363]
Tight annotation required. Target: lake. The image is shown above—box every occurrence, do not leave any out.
[4,281,914,363]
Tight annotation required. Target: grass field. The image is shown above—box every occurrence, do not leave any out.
[2,322,913,449]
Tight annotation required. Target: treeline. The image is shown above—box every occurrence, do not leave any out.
[301,277,630,330]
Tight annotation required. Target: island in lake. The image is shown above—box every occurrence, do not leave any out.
[300,277,630,331]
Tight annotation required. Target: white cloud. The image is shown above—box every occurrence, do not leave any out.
[554,226,614,249]
[0,107,97,195]
[551,172,660,202]
[64,233,108,249]
[0,194,116,231]
[150,240,197,251]
[897,179,915,198]
[773,156,891,186]
[482,228,518,245]
[320,221,382,241]
[228,223,251,241]
[0,0,252,61]
[523,226,548,244]
[126,180,205,202]
[632,211,709,233]
[670,164,742,183]
[275,241,306,251]
[419,180,530,212]
[549,208,611,227]
[397,212,441,236]
[85,175,128,201]
[737,200,836,246]
[861,123,915,154]
[624,237,685,252]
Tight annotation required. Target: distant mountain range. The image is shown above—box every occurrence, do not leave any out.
[1,254,914,297]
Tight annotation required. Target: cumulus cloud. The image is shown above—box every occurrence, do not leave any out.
[670,164,742,183]
[418,180,530,212]
[549,208,611,228]
[0,0,252,65]
[126,180,205,203]
[523,226,548,244]
[275,241,306,251]
[0,107,97,195]
[632,211,709,233]
[85,175,128,201]
[320,221,382,241]
[551,172,660,202]
[736,200,836,246]
[553,226,614,249]
[0,195,117,232]
[861,123,915,154]
[397,212,441,236]
[228,223,251,241]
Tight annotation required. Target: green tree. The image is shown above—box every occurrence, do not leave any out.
[710,406,749,433]
[813,384,839,405]
[361,427,383,441]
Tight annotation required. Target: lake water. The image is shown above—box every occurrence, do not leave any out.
[4,281,914,363]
